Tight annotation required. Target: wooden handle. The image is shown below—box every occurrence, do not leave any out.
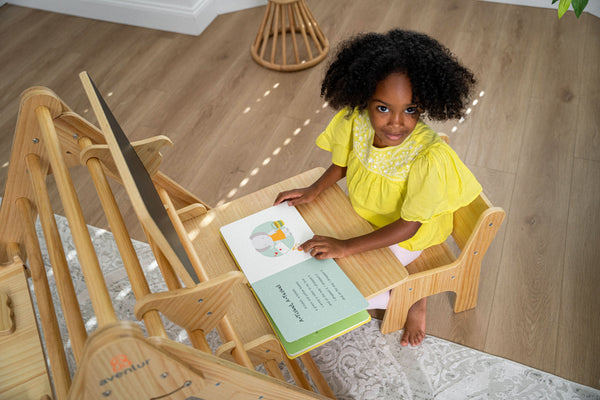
[0,292,15,336]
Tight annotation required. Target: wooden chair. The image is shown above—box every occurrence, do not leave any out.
[380,135,506,334]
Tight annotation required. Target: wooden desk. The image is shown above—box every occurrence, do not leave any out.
[185,168,408,307]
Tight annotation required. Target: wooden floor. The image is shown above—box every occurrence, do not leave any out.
[1,0,599,390]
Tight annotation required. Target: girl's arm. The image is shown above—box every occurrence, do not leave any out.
[273,164,347,206]
[300,218,422,259]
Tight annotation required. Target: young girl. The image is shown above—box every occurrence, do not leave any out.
[274,29,481,346]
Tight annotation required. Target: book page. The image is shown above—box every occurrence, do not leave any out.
[253,257,368,341]
[220,203,313,283]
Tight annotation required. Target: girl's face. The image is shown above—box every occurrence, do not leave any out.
[368,73,420,148]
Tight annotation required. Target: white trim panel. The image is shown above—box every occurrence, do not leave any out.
[6,0,267,35]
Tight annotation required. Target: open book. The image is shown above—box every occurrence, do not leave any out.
[220,203,370,358]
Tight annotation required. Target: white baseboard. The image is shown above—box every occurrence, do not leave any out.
[479,0,599,18]
[6,0,268,36]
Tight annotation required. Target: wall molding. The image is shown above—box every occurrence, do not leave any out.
[6,0,268,36]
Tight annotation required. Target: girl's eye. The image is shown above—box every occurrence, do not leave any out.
[406,107,418,114]
[376,105,389,113]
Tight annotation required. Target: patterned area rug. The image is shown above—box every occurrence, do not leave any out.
[29,213,600,400]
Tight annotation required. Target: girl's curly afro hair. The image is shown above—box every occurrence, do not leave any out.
[321,29,476,121]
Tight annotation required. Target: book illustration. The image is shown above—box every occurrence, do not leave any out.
[220,204,314,285]
[250,220,300,258]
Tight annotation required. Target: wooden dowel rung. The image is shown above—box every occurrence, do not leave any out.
[157,188,209,283]
[79,137,168,339]
[189,329,213,353]
[16,197,72,399]
[35,105,117,326]
[25,153,88,362]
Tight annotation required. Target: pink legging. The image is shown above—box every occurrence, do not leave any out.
[367,245,422,309]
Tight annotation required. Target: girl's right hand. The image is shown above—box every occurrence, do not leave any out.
[273,187,318,206]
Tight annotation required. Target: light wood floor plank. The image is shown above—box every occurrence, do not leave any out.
[574,15,600,163]
[556,157,600,388]
[465,5,548,173]
[484,8,583,370]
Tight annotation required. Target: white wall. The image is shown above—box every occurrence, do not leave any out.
[5,0,268,36]
[4,0,597,37]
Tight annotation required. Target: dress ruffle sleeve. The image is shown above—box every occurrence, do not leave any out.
[401,143,482,223]
[316,109,355,167]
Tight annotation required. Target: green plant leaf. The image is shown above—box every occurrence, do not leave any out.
[572,0,589,17]
[552,0,559,3]
[558,0,571,18]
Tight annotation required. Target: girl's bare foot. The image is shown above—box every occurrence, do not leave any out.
[400,297,427,346]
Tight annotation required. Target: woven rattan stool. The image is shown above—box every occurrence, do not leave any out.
[251,0,329,72]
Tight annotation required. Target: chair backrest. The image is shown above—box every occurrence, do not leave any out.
[452,193,505,262]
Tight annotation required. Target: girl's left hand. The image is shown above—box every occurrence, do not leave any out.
[299,235,350,259]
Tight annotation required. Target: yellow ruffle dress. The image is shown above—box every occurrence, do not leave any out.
[316,108,482,251]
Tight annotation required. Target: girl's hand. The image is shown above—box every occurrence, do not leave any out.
[274,164,347,206]
[299,235,351,259]
[273,187,319,206]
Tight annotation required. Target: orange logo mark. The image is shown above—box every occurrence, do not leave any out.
[110,354,132,372]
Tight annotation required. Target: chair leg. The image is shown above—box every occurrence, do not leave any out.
[452,261,481,313]
[381,265,474,334]
[380,283,422,335]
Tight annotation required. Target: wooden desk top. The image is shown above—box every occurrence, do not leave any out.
[187,168,408,300]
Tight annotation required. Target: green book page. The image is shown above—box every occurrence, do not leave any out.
[252,257,368,342]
